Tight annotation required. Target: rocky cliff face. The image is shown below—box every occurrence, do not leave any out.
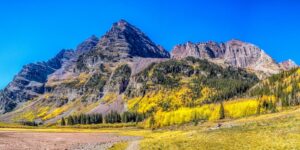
[171,41,226,60]
[0,49,75,113]
[98,19,170,58]
[76,20,170,71]
[0,33,101,114]
[171,39,287,77]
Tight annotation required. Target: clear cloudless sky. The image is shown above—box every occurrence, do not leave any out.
[1,0,300,89]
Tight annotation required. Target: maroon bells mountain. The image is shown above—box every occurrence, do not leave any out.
[0,20,296,124]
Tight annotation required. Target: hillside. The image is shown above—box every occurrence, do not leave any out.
[249,68,300,110]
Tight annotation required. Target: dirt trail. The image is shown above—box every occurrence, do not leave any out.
[0,131,138,150]
[126,140,140,150]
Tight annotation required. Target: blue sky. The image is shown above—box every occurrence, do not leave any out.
[1,0,300,89]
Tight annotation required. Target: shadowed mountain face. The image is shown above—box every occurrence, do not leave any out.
[0,49,75,113]
[96,19,170,58]
[0,20,296,124]
[0,34,101,114]
[76,20,170,70]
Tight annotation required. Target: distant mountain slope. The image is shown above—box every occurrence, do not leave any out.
[279,59,298,70]
[171,40,297,78]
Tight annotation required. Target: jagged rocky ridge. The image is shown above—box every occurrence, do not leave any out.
[0,20,297,123]
[0,49,75,113]
[171,40,297,78]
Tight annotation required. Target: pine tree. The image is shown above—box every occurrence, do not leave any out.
[61,117,66,126]
[219,102,225,119]
[149,115,155,129]
[67,116,74,125]
[86,115,91,124]
[74,115,78,125]
[256,103,261,115]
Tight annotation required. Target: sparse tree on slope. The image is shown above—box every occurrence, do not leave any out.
[61,117,66,126]
[219,102,225,119]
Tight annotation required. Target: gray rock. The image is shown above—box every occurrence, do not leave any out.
[0,49,75,113]
[76,20,170,71]
[279,59,298,70]
[171,39,282,77]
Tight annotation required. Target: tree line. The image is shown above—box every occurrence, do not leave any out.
[61,111,144,126]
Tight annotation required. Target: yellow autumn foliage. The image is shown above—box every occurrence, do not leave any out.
[260,95,276,103]
[102,92,118,103]
[195,87,216,104]
[153,105,217,127]
[14,111,35,122]
[127,86,217,114]
[283,76,292,84]
[225,99,259,118]
[37,106,50,118]
[284,85,293,94]
[44,93,53,99]
[151,98,260,127]
[42,106,68,120]
[77,72,90,85]
[296,68,300,75]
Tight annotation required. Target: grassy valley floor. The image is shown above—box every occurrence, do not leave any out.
[1,107,300,150]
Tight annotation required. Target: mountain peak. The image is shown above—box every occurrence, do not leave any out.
[89,35,99,41]
[92,20,170,59]
[110,19,137,32]
[279,59,298,70]
[76,35,99,55]
[114,19,129,26]
[227,39,243,42]
[226,39,250,46]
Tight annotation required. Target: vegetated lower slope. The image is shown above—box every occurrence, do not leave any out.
[249,67,300,110]
[125,57,259,127]
[0,56,259,126]
[126,65,300,128]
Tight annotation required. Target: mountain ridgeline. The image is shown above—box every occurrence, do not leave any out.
[0,20,298,126]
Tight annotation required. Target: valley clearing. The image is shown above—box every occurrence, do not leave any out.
[1,106,300,150]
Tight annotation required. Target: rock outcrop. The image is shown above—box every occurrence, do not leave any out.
[0,49,75,113]
[279,59,298,70]
[96,19,170,58]
[171,39,287,77]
